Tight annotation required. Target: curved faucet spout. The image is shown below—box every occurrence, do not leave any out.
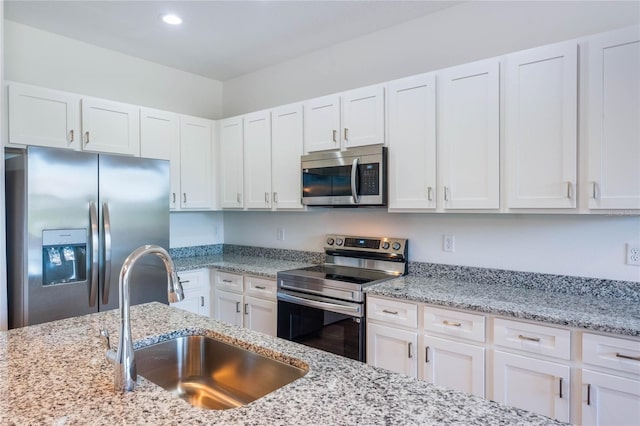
[113,245,184,392]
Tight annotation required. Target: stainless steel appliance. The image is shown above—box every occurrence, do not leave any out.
[301,145,387,207]
[277,234,407,361]
[5,146,170,328]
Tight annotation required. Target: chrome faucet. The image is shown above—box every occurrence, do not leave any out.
[104,245,184,392]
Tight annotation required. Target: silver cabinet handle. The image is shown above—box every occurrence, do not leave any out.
[255,285,266,290]
[382,309,398,315]
[350,157,360,204]
[332,130,337,143]
[102,202,112,304]
[237,193,241,204]
[235,301,241,313]
[273,192,278,204]
[616,352,640,361]
[444,186,449,202]
[200,296,205,307]
[566,181,573,199]
[518,334,541,342]
[265,192,270,204]
[180,280,190,284]
[85,131,90,144]
[277,291,361,316]
[222,279,233,283]
[408,342,413,359]
[443,320,462,327]
[591,182,598,199]
[69,129,74,143]
[344,128,349,141]
[244,303,249,315]
[183,193,187,203]
[89,202,99,307]
[425,346,430,363]
[586,383,591,405]
[427,186,433,202]
[172,193,176,204]
[559,377,563,399]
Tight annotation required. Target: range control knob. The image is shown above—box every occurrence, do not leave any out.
[326,238,335,246]
[392,242,402,251]
[381,241,390,250]
[336,238,344,246]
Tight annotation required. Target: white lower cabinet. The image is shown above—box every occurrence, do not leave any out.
[493,350,570,422]
[213,271,277,336]
[581,370,640,426]
[367,322,418,377]
[170,269,211,317]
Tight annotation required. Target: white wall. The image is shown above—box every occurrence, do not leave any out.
[223,1,640,116]
[4,20,223,119]
[224,211,640,282]
[170,211,224,248]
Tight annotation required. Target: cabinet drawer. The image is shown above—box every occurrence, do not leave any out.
[245,276,277,300]
[494,318,571,360]
[583,333,640,376]
[423,306,485,343]
[177,269,206,291]
[214,271,243,293]
[367,296,418,329]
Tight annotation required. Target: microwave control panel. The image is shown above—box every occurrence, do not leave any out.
[359,163,379,195]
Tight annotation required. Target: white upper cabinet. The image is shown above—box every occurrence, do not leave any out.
[387,73,437,210]
[438,59,500,210]
[271,104,304,210]
[140,108,181,209]
[8,83,80,150]
[505,41,578,209]
[341,85,385,149]
[81,97,140,156]
[587,26,640,210]
[220,116,244,209]
[179,115,212,209]
[243,110,272,209]
[303,94,341,152]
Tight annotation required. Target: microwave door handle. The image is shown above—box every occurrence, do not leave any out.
[351,158,360,204]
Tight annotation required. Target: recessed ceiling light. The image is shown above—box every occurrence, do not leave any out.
[162,14,182,25]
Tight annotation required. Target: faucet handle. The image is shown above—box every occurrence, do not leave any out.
[100,328,117,364]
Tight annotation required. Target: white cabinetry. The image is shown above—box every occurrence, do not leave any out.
[179,115,213,209]
[586,27,640,210]
[170,269,211,317]
[505,41,578,209]
[581,333,640,425]
[386,73,437,210]
[8,83,79,150]
[271,104,304,210]
[437,59,500,210]
[220,117,244,208]
[303,94,341,152]
[366,296,418,377]
[140,108,181,209]
[213,271,277,336]
[243,111,272,209]
[81,97,139,156]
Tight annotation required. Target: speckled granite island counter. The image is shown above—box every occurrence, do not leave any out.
[0,303,563,425]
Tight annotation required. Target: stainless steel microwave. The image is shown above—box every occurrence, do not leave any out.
[301,146,387,207]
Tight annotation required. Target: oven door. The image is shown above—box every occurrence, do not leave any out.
[277,290,365,362]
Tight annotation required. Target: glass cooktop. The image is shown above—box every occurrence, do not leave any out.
[282,264,395,286]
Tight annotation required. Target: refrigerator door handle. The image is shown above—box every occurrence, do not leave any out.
[89,202,99,307]
[102,202,113,304]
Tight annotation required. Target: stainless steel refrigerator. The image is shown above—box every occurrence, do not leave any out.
[6,146,170,328]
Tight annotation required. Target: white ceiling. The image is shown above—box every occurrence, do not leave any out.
[4,0,463,81]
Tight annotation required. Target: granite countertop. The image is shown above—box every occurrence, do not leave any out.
[366,276,640,337]
[0,303,562,425]
[173,254,315,278]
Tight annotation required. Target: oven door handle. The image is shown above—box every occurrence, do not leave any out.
[278,291,363,317]
[351,157,360,204]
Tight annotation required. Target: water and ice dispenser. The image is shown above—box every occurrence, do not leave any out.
[42,229,87,286]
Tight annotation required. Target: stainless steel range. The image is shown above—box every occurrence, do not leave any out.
[277,234,408,362]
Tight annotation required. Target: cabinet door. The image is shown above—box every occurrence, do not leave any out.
[179,116,212,209]
[587,27,640,210]
[422,335,485,398]
[506,42,578,208]
[367,322,418,377]
[140,108,181,209]
[8,83,80,150]
[220,117,244,208]
[170,287,209,317]
[244,111,272,209]
[81,97,139,155]
[304,95,340,152]
[245,296,277,337]
[438,59,500,209]
[493,350,570,422]
[271,104,304,210]
[387,74,437,210]
[214,289,243,328]
[342,85,385,148]
[582,369,640,426]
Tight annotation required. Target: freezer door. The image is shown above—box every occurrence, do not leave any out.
[7,147,99,327]
[98,155,170,312]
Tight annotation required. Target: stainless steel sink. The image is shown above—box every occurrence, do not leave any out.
[135,335,307,410]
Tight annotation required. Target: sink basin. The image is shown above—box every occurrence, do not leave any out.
[135,335,307,410]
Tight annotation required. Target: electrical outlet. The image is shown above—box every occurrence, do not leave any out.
[627,243,640,266]
[277,227,285,241]
[443,235,455,253]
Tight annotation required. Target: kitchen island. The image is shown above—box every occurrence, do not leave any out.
[0,303,563,425]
